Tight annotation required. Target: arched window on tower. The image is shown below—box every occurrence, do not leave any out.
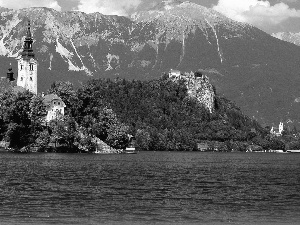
[29,64,34,71]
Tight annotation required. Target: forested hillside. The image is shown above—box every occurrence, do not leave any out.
[0,75,268,152]
[72,77,265,151]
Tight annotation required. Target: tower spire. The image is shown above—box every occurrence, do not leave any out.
[26,20,32,38]
[21,20,35,59]
[17,20,38,94]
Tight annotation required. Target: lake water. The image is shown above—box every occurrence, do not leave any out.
[0,151,300,225]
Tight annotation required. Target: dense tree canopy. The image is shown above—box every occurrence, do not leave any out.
[66,77,266,151]
[0,76,297,152]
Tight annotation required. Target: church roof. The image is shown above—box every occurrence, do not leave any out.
[21,20,35,59]
[43,94,66,107]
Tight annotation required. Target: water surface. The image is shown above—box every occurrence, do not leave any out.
[0,151,300,224]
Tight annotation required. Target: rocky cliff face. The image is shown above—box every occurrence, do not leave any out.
[272,32,300,46]
[1,1,300,126]
[0,1,261,80]
[186,74,215,113]
[0,7,133,73]
[170,71,215,113]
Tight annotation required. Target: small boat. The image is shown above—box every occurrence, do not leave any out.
[124,147,137,154]
[123,134,137,154]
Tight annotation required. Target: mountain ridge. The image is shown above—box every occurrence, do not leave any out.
[0,2,300,127]
[272,32,300,46]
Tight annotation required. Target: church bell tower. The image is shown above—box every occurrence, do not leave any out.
[17,21,37,94]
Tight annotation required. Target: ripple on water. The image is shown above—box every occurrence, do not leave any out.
[0,152,300,224]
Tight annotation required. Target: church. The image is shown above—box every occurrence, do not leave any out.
[16,21,38,94]
[9,21,65,122]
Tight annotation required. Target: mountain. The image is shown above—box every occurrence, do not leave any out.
[1,1,300,127]
[272,32,300,46]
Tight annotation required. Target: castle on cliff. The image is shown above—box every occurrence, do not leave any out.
[168,69,215,113]
[270,122,284,136]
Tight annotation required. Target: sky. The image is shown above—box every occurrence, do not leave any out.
[1,0,300,34]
